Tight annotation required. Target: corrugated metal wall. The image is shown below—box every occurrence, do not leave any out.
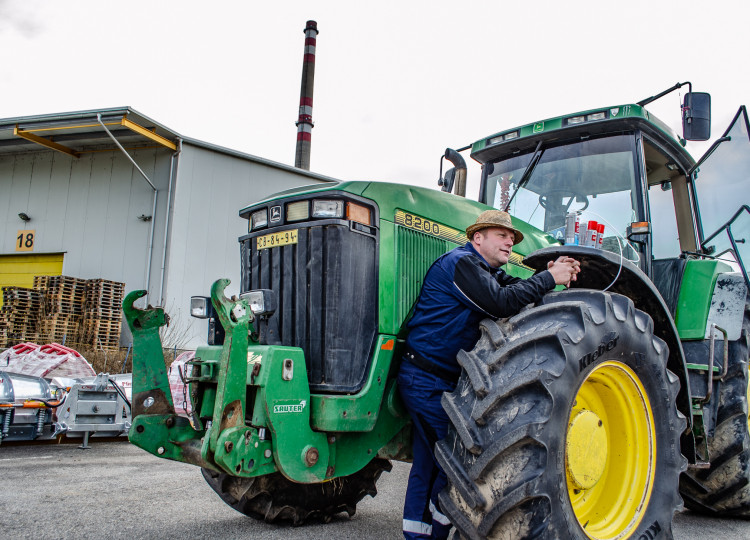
[1,141,331,349]
[0,148,171,289]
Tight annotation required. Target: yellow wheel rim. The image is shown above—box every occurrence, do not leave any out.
[566,361,656,539]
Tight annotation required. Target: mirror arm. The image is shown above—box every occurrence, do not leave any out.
[637,81,691,107]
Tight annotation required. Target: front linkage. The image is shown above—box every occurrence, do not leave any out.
[124,280,408,483]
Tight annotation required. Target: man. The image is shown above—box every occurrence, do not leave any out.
[398,209,580,540]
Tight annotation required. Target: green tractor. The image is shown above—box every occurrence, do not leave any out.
[125,83,750,538]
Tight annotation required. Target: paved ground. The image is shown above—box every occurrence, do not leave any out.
[1,441,749,539]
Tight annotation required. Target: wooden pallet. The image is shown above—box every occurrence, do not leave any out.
[85,283,124,305]
[80,316,123,347]
[39,314,82,342]
[46,275,86,287]
[45,299,84,315]
[45,278,87,303]
[6,311,38,322]
[2,287,45,310]
[83,306,124,319]
[33,275,50,291]
[16,275,128,348]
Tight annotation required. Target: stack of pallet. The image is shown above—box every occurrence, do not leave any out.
[80,279,125,351]
[0,276,126,351]
[38,276,87,344]
[0,287,45,347]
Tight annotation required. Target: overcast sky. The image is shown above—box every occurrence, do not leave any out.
[0,0,746,199]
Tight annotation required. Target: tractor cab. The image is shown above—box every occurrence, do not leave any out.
[471,99,750,291]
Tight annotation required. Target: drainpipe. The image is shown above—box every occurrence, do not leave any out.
[159,138,182,305]
[97,113,158,305]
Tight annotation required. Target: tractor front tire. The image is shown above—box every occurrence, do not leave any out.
[201,458,391,525]
[436,290,686,539]
[680,298,750,517]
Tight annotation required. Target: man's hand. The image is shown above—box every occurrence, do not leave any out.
[547,256,581,287]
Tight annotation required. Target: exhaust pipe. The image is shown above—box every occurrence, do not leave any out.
[438,148,467,197]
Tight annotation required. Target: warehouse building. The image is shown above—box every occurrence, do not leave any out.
[0,107,335,348]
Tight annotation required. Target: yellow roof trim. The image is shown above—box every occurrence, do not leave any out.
[16,121,121,134]
[121,116,177,151]
[13,125,80,158]
[12,116,177,154]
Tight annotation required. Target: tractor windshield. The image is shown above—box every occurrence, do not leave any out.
[483,135,639,256]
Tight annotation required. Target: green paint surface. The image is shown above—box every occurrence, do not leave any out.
[675,259,733,339]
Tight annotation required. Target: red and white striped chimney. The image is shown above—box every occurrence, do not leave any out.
[295,20,318,170]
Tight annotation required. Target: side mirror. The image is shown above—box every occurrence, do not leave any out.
[439,168,456,193]
[683,92,711,141]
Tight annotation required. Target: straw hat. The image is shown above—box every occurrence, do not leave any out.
[466,209,524,244]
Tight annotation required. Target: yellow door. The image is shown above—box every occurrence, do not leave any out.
[0,253,64,308]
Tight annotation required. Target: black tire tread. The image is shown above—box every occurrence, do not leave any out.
[201,458,391,525]
[437,289,685,539]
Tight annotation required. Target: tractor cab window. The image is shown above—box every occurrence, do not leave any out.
[693,106,750,281]
[643,139,691,259]
[483,135,640,260]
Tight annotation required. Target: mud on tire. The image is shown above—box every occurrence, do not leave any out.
[680,298,750,517]
[201,458,391,525]
[436,290,686,539]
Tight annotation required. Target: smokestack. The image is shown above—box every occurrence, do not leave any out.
[295,20,318,170]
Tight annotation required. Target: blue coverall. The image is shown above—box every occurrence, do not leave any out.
[399,242,555,539]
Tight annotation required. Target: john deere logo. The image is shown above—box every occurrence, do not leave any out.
[273,399,307,414]
[533,122,545,133]
[270,206,281,223]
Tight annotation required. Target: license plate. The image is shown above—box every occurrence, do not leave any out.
[257,229,298,250]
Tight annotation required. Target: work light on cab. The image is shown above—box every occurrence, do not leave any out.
[488,130,519,145]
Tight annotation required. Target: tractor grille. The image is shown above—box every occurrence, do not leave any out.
[241,222,377,393]
[395,226,458,323]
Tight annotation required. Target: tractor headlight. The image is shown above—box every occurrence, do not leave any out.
[190,296,211,319]
[286,201,310,222]
[240,289,277,317]
[250,209,268,231]
[312,199,343,218]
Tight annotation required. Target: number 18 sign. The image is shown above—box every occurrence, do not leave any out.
[16,230,35,252]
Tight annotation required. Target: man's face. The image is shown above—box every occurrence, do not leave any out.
[472,227,515,267]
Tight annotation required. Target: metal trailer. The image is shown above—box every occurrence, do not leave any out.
[0,370,63,444]
[54,373,132,448]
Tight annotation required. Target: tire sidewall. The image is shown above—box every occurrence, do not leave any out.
[540,303,681,539]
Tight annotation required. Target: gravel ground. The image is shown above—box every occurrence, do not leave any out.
[1,440,749,539]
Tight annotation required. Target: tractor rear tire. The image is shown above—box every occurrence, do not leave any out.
[436,290,686,539]
[201,458,391,525]
[679,299,750,517]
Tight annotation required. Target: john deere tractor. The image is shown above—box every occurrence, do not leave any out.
[125,83,750,538]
